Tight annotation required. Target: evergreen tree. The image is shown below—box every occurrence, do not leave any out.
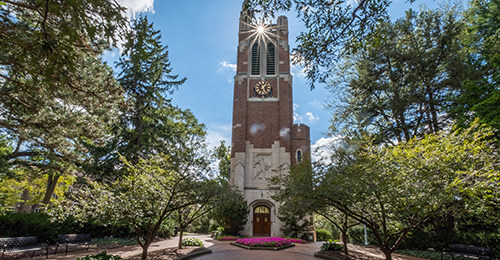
[327,8,465,144]
[84,16,205,179]
[448,0,500,138]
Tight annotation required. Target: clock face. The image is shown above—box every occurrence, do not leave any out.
[255,81,271,95]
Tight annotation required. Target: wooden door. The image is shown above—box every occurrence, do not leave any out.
[253,206,271,236]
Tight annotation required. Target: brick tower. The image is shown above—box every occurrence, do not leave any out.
[229,1,311,237]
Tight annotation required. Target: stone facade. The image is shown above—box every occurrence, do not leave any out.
[229,1,311,237]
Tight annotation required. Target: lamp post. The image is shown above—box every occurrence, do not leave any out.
[364,224,368,245]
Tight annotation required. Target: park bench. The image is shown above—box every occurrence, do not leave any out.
[55,234,99,255]
[0,236,48,260]
[441,243,493,259]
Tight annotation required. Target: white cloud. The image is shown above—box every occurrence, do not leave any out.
[293,104,303,122]
[290,64,306,78]
[293,104,319,124]
[117,0,155,19]
[308,99,322,109]
[206,124,232,151]
[218,61,237,72]
[306,112,319,123]
[311,136,342,164]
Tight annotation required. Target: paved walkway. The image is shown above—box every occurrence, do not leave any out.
[20,234,425,260]
[195,238,322,260]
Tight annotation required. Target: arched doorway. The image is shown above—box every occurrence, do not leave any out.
[253,206,271,236]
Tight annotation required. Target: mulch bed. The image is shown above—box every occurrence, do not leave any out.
[315,250,376,260]
[126,247,208,260]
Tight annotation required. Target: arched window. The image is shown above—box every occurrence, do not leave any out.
[266,43,275,75]
[251,43,260,75]
[254,206,270,214]
[297,150,302,162]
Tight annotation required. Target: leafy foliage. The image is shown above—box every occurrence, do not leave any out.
[327,7,465,145]
[76,251,123,260]
[176,180,222,249]
[0,213,134,244]
[210,188,248,235]
[273,120,499,260]
[316,228,333,242]
[448,0,500,139]
[49,153,211,260]
[246,0,401,87]
[321,241,344,251]
[212,141,231,182]
[0,0,127,204]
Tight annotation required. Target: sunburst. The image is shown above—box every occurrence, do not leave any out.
[240,18,285,48]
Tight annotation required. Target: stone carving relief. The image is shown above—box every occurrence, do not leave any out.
[253,154,272,180]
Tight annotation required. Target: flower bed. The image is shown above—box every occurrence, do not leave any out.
[235,237,292,247]
[218,236,238,241]
[286,238,307,244]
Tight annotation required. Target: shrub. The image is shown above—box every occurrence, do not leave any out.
[182,238,203,247]
[316,228,333,241]
[76,251,123,260]
[321,241,344,251]
[0,213,134,243]
[156,218,175,238]
[211,189,248,235]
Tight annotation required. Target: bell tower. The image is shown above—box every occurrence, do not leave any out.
[230,1,311,237]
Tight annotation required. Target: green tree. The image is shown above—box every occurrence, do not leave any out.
[0,0,127,203]
[271,156,356,253]
[272,120,499,260]
[84,16,194,179]
[448,0,500,137]
[211,188,249,235]
[49,154,210,260]
[323,120,499,260]
[212,140,231,182]
[327,8,465,144]
[176,180,221,249]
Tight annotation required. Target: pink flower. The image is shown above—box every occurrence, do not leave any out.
[235,237,292,247]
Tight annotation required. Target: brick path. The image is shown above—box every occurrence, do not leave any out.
[20,234,425,260]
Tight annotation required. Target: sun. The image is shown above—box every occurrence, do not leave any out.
[257,25,265,34]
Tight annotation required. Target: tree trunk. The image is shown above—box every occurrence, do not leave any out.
[178,226,184,249]
[140,244,149,260]
[42,174,60,205]
[341,231,349,255]
[383,249,393,260]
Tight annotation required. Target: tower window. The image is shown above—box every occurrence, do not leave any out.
[251,43,260,75]
[266,43,276,75]
[297,150,302,162]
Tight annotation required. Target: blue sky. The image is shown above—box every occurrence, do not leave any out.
[104,0,439,153]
